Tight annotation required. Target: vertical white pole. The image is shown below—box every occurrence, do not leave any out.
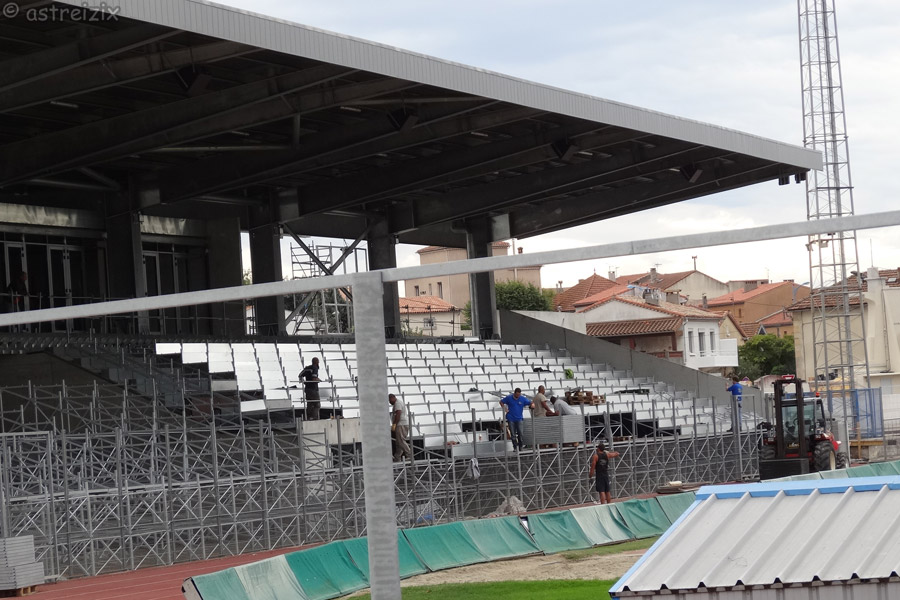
[353,272,401,599]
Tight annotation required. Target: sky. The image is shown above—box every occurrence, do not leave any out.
[227,0,900,291]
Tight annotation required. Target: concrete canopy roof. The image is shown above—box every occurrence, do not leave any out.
[0,0,820,247]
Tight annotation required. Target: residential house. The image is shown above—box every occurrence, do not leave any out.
[706,280,810,331]
[616,268,730,305]
[553,273,619,311]
[790,267,900,418]
[403,242,541,310]
[399,295,462,337]
[755,308,795,338]
[579,287,738,375]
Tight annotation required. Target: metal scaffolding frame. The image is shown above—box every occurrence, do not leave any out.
[2,211,900,599]
[798,0,870,396]
[285,229,367,336]
[0,383,759,580]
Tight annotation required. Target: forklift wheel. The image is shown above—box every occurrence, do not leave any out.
[813,441,836,471]
[836,452,848,469]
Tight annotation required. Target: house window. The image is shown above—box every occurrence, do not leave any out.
[428,283,433,296]
[424,316,436,329]
[414,285,420,296]
[687,330,695,354]
[709,330,716,353]
[437,281,443,299]
[698,331,706,356]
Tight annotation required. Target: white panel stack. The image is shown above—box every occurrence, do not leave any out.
[0,536,44,592]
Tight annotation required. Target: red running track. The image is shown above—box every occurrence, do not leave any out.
[30,548,300,600]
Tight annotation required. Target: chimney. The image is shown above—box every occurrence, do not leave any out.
[608,271,617,281]
[649,267,659,283]
[702,295,708,309]
[867,267,883,295]
[744,281,758,292]
[643,288,660,306]
[666,291,681,304]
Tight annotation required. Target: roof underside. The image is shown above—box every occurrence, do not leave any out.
[0,0,821,247]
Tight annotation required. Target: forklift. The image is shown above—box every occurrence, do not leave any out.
[758,375,847,479]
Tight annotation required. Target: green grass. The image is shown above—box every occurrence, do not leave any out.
[354,579,616,599]
[560,536,660,560]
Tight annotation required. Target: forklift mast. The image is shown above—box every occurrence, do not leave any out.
[772,376,807,459]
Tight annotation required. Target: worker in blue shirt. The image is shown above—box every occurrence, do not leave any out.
[499,388,533,452]
[726,376,742,432]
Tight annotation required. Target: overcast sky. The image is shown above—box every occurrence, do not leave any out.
[226,0,900,290]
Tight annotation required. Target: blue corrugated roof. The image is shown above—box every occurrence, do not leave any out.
[612,475,900,596]
[696,476,900,500]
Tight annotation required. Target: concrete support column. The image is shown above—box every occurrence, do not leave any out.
[466,218,498,339]
[106,193,146,334]
[367,217,401,339]
[249,204,285,336]
[206,217,244,337]
[352,272,400,599]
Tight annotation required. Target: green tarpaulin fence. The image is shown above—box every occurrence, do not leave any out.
[655,492,696,524]
[614,499,671,538]
[846,464,877,478]
[526,510,594,553]
[343,533,428,580]
[233,555,308,600]
[191,568,253,600]
[869,461,900,476]
[284,541,368,600]
[403,522,490,571]
[461,516,541,560]
[569,504,634,546]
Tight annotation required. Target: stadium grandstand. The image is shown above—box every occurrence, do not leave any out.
[2,1,900,599]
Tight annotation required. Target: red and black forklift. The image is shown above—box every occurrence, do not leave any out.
[758,375,847,479]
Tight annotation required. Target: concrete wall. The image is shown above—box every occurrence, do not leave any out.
[513,310,587,334]
[500,310,754,408]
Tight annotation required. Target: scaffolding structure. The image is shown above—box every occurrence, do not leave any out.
[798,0,870,394]
[0,341,760,580]
[287,240,366,336]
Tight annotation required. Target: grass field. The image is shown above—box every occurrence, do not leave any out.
[561,536,659,560]
[355,579,616,599]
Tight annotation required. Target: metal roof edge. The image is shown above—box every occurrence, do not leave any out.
[696,476,900,500]
[610,497,704,594]
[55,0,821,171]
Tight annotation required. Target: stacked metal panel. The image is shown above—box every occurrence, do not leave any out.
[0,536,44,592]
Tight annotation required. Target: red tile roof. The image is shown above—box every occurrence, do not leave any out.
[572,284,631,310]
[789,268,900,310]
[552,274,618,311]
[740,322,761,337]
[587,317,682,337]
[758,308,792,328]
[399,295,459,314]
[615,270,722,290]
[706,281,807,306]
[417,241,509,254]
[584,294,723,320]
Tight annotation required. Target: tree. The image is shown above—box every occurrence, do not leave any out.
[461,301,472,330]
[738,334,796,381]
[494,281,552,311]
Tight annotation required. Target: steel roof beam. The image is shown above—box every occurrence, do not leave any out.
[0,70,422,184]
[0,23,177,93]
[0,40,255,113]
[158,103,537,203]
[508,159,791,238]
[390,142,728,232]
[294,124,646,216]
